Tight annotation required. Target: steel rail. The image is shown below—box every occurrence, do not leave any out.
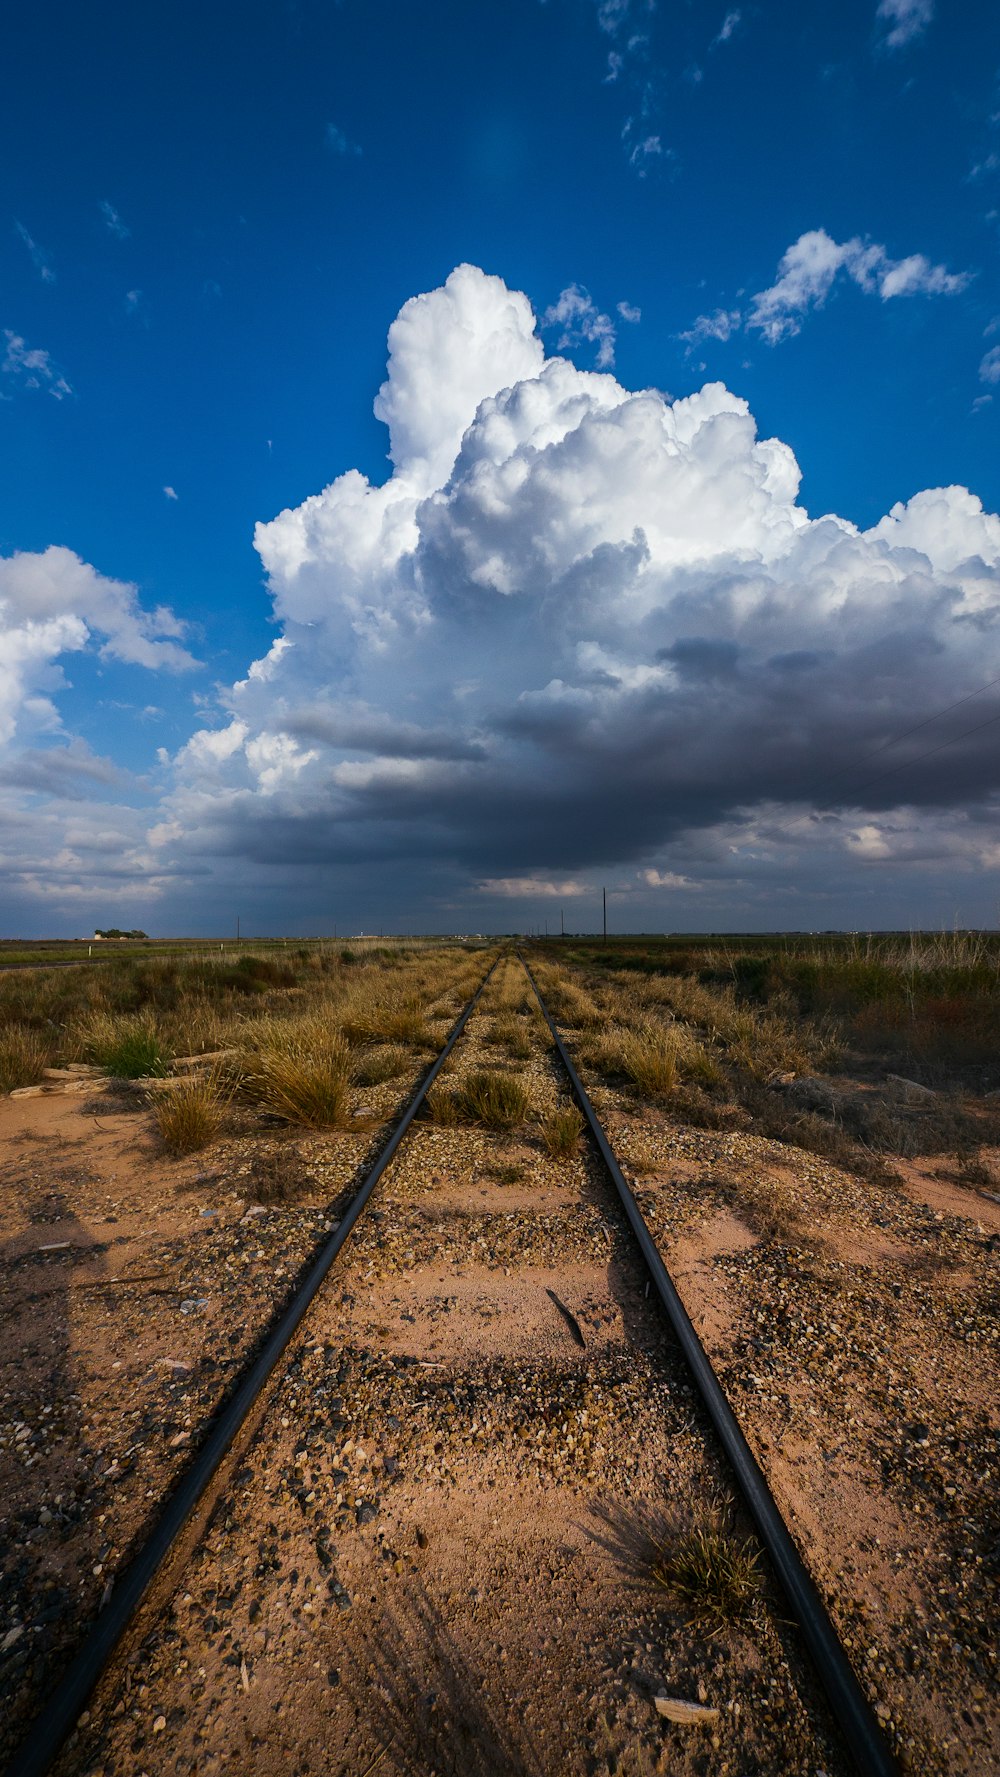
[520,954,899,1777]
[5,956,499,1777]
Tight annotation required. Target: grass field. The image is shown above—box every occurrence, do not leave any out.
[531,931,1000,1175]
[0,940,487,1115]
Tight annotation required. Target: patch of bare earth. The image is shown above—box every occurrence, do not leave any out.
[0,1065,428,1768]
[31,988,854,1777]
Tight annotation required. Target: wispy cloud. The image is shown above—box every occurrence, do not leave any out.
[617,300,641,324]
[325,122,361,156]
[163,485,179,500]
[622,121,663,175]
[99,200,129,239]
[14,222,55,284]
[542,284,619,368]
[678,306,741,351]
[876,0,933,50]
[124,288,144,319]
[980,346,1000,385]
[2,330,72,399]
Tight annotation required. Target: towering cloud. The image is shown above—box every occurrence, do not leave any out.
[151,265,1000,921]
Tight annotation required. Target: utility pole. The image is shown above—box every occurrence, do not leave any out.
[603,887,607,940]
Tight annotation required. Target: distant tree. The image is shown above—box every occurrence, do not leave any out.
[93,927,148,940]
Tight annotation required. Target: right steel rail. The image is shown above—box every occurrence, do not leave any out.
[521,955,899,1777]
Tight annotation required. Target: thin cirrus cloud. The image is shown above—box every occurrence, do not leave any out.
[14,221,55,283]
[99,200,130,239]
[680,226,970,349]
[325,123,361,156]
[137,263,1000,925]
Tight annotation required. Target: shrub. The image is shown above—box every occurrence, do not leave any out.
[539,1103,585,1160]
[80,1010,170,1078]
[456,1069,531,1130]
[0,1024,51,1092]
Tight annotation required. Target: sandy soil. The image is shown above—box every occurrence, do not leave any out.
[2,963,994,1775]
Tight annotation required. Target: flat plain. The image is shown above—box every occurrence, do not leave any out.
[0,935,996,1776]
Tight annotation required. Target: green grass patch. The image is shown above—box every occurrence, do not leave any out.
[80,1010,170,1078]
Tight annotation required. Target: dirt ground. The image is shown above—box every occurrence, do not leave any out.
[1,974,996,1776]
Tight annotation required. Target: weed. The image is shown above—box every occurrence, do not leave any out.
[539,1103,585,1160]
[650,1514,760,1630]
[954,1148,996,1189]
[246,1143,309,1203]
[457,1069,532,1130]
[0,1024,51,1091]
[491,1162,525,1184]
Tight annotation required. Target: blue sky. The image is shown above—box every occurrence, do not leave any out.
[2,0,1000,934]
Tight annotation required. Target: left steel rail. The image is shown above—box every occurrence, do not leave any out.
[5,956,499,1777]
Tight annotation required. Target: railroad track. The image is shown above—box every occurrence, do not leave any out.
[5,953,898,1777]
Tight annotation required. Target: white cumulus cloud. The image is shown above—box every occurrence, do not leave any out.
[145,264,1000,929]
[0,546,197,745]
[747,228,969,343]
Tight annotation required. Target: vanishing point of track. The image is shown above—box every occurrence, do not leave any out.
[6,950,898,1777]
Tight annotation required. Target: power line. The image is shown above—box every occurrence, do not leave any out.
[830,670,1000,783]
[821,707,1000,810]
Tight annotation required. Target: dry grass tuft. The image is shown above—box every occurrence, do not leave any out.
[423,1083,460,1124]
[619,1031,682,1096]
[0,1024,52,1092]
[489,1014,533,1059]
[235,1027,352,1127]
[457,1069,531,1130]
[155,1070,230,1154]
[539,1103,585,1160]
[352,1045,410,1086]
[650,1514,760,1630]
